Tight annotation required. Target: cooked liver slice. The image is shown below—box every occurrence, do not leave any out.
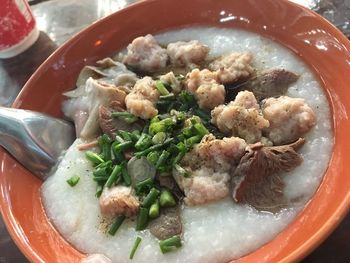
[149,206,182,240]
[242,69,299,101]
[232,138,305,213]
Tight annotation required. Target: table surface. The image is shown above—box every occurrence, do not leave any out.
[0,0,350,262]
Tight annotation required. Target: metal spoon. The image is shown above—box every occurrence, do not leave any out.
[0,107,75,180]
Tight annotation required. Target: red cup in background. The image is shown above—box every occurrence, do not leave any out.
[0,0,39,58]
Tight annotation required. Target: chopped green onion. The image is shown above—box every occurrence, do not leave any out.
[194,122,209,136]
[156,150,170,169]
[193,108,211,122]
[179,90,195,105]
[130,130,141,142]
[108,215,125,236]
[135,178,154,195]
[105,165,122,188]
[111,141,125,162]
[142,188,160,208]
[174,164,189,177]
[95,184,103,198]
[172,151,185,165]
[98,135,112,161]
[134,138,174,157]
[149,117,176,135]
[93,167,109,177]
[135,133,152,150]
[159,235,182,254]
[185,135,202,148]
[112,111,138,123]
[148,200,160,219]
[155,80,170,95]
[136,207,149,231]
[92,176,109,182]
[118,130,132,141]
[121,167,132,186]
[66,175,80,187]
[159,93,175,100]
[146,151,160,165]
[115,135,125,143]
[152,132,167,145]
[182,126,195,138]
[113,141,133,152]
[170,110,186,121]
[95,160,112,169]
[129,236,142,260]
[85,151,104,166]
[159,189,176,207]
[176,142,187,152]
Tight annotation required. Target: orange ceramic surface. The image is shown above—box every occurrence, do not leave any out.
[1,0,350,262]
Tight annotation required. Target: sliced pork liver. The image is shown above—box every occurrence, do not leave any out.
[232,138,305,212]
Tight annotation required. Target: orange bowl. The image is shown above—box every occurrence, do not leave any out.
[1,0,350,262]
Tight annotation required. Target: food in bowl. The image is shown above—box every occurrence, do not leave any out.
[41,27,333,262]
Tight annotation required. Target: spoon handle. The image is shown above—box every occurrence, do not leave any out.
[0,107,75,180]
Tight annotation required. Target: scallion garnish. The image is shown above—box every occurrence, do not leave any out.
[108,215,125,236]
[66,175,80,187]
[112,111,138,123]
[142,188,160,208]
[121,167,131,186]
[159,93,175,100]
[113,141,133,153]
[159,189,176,208]
[105,165,122,188]
[159,235,182,254]
[174,164,189,177]
[135,133,152,150]
[148,200,160,219]
[155,80,170,95]
[95,184,103,198]
[155,150,170,169]
[85,151,104,166]
[129,236,142,260]
[134,138,174,157]
[136,207,149,231]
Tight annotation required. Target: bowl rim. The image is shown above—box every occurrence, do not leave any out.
[1,0,350,262]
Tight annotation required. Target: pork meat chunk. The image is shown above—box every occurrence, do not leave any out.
[123,34,168,72]
[175,167,230,206]
[209,52,254,84]
[174,134,247,206]
[262,96,316,145]
[125,76,160,119]
[167,40,209,66]
[99,185,139,218]
[185,69,225,109]
[211,91,269,143]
